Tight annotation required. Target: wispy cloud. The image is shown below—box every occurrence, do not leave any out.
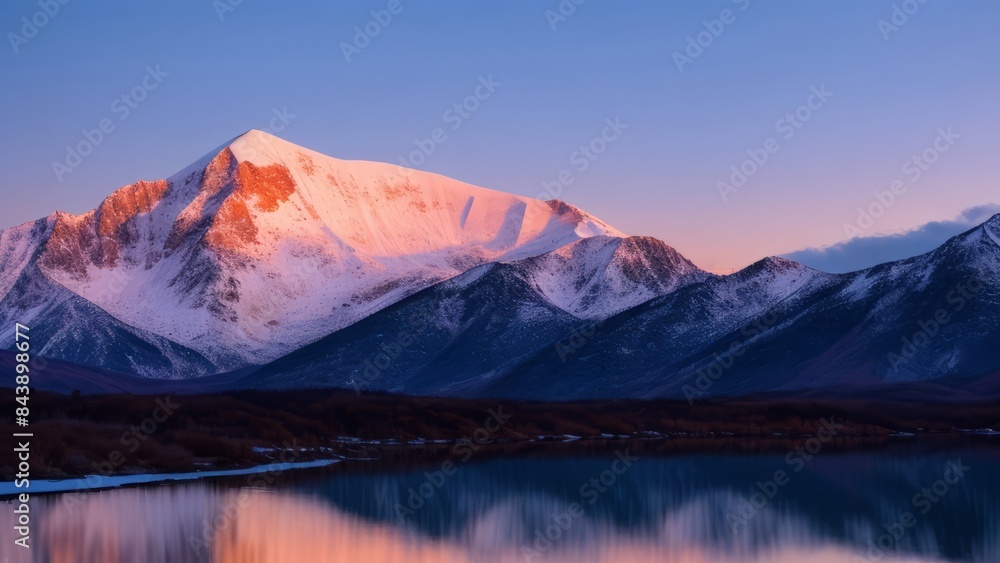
[783,204,1000,273]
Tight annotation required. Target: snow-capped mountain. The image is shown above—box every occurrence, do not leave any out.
[0,130,625,377]
[1,130,997,400]
[516,235,709,319]
[240,217,1000,400]
[482,220,1000,400]
[475,216,998,400]
[236,234,710,395]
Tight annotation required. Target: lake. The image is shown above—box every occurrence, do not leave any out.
[2,440,997,562]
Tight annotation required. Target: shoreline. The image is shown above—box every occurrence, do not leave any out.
[0,459,340,497]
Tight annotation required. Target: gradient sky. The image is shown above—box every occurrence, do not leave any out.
[2,0,998,273]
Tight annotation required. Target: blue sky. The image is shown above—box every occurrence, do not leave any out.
[2,0,998,272]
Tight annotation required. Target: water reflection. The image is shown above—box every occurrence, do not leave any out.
[2,444,997,562]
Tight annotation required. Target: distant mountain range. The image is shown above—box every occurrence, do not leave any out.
[1,131,997,400]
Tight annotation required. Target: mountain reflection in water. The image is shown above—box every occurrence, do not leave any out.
[2,444,997,562]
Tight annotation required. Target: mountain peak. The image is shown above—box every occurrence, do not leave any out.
[936,212,1000,257]
[513,234,708,319]
[236,128,278,140]
[224,129,309,169]
[728,256,816,284]
[10,130,631,374]
[978,213,1000,249]
[749,256,810,272]
[617,236,704,275]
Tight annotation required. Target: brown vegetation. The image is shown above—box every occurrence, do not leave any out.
[1,388,997,481]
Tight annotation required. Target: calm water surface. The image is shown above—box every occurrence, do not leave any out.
[2,442,997,562]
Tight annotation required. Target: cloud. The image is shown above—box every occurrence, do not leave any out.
[782,204,1000,274]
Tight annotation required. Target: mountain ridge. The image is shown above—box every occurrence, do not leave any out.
[1,131,996,401]
[0,131,647,378]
